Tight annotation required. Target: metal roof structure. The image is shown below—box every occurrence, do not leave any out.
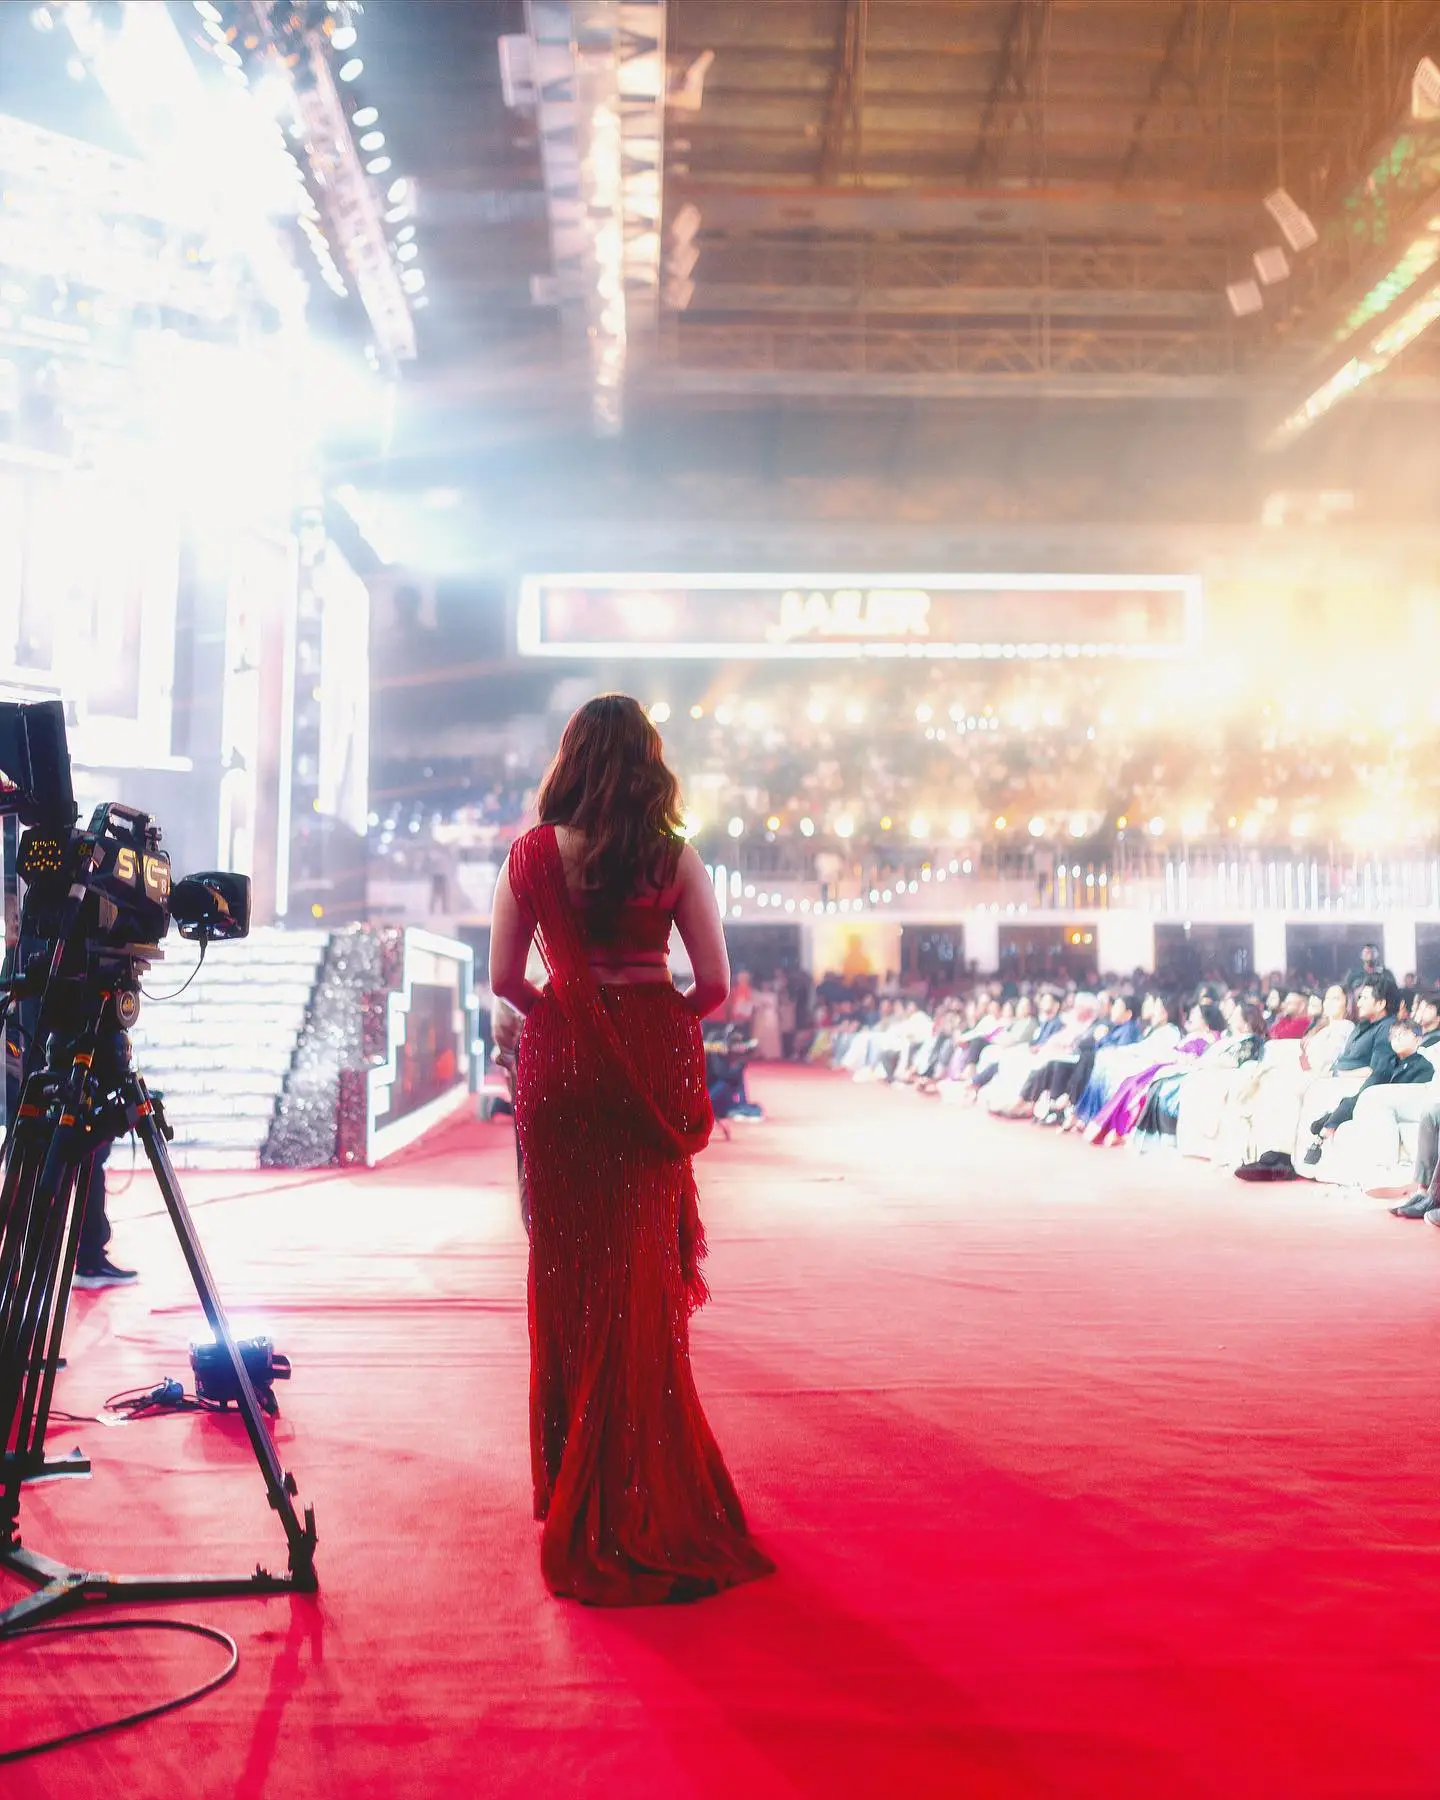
[347,0,1440,490]
[655,0,1440,404]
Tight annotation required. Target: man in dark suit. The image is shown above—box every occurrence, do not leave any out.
[1302,978,1411,1165]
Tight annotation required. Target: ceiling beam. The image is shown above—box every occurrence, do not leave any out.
[670,183,1253,236]
[686,283,1220,319]
[968,0,1052,182]
[652,367,1237,399]
[817,0,869,184]
[1116,0,1198,185]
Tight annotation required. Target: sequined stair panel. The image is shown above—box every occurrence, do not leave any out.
[129,928,331,1170]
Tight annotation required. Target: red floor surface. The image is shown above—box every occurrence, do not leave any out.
[3,1065,1440,1798]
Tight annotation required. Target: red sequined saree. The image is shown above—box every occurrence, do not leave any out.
[508,824,774,1605]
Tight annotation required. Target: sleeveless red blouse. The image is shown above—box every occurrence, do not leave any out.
[573,899,674,961]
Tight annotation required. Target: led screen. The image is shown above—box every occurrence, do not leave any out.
[517,573,1201,660]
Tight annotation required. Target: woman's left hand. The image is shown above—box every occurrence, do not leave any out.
[492,1000,523,1068]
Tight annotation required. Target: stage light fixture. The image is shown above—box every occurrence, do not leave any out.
[331,24,357,51]
[359,130,384,150]
[727,816,744,838]
[338,57,363,81]
[1264,187,1318,253]
[1253,246,1290,285]
[1412,56,1440,121]
[387,177,409,202]
[352,104,378,127]
[401,269,425,292]
[367,155,392,175]
[193,0,221,18]
[396,225,416,242]
[397,241,417,260]
[1227,279,1264,318]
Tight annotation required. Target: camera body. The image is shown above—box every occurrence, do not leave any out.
[0,700,252,1032]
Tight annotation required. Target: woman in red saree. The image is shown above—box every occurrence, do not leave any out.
[490,696,775,1605]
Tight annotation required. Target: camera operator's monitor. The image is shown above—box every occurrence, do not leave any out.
[0,700,78,829]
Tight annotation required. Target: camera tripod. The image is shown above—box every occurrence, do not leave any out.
[0,971,318,1634]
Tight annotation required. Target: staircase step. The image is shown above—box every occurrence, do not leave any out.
[135,1047,295,1078]
[166,1146,263,1172]
[123,928,336,1168]
[144,1069,283,1100]
[164,1115,277,1148]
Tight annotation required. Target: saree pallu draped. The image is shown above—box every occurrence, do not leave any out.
[508,825,774,1605]
[1089,1033,1216,1144]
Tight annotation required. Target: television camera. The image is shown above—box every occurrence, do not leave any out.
[0,700,317,1634]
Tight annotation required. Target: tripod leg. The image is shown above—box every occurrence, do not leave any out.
[131,1091,317,1589]
[23,1150,93,1463]
[0,1137,68,1456]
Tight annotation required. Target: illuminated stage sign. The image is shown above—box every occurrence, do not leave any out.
[517,573,1202,660]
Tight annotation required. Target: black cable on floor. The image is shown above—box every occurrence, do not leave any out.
[0,1618,239,1764]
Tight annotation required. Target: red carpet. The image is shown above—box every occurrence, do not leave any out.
[4,1066,1440,1797]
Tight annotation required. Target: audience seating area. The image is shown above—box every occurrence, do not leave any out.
[792,965,1440,1223]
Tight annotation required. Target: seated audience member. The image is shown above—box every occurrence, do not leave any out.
[1293,976,1404,1166]
[908,1002,963,1088]
[1412,990,1440,1047]
[1089,999,1224,1147]
[868,999,934,1083]
[991,992,1101,1116]
[1302,1013,1435,1166]
[1232,983,1356,1177]
[705,1024,762,1123]
[805,1005,836,1066]
[1139,1001,1262,1146]
[1267,992,1312,1041]
[1389,1095,1440,1217]
[838,996,891,1074]
[974,989,1066,1106]
[1036,993,1143,1128]
[963,995,1037,1096]
[947,998,1008,1078]
[1071,993,1179,1131]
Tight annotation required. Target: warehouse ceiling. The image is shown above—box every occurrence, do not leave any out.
[235,1,1437,546]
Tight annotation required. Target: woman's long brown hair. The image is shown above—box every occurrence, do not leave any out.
[535,695,686,931]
